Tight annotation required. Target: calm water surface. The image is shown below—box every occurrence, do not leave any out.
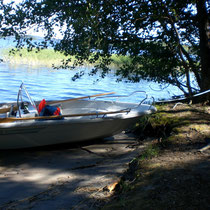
[0,37,182,103]
[0,63,183,103]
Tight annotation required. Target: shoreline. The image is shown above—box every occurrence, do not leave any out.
[1,48,131,69]
[102,103,210,209]
[0,103,209,209]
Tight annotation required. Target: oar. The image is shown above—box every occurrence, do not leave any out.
[46,92,115,105]
[0,109,129,123]
[0,92,115,114]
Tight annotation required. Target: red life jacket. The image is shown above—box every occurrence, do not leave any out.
[38,99,61,116]
[38,99,46,114]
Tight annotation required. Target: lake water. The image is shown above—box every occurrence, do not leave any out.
[0,37,183,103]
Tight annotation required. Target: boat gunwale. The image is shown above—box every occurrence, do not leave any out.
[0,100,156,128]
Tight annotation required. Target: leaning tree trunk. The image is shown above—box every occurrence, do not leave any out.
[196,0,210,102]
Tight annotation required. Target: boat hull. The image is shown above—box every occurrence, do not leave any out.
[0,117,139,149]
[0,100,156,149]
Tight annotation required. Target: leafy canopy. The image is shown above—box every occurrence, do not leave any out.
[0,0,209,96]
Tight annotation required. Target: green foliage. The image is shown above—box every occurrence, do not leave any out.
[2,48,131,68]
[2,48,74,67]
[140,144,160,161]
[0,0,209,96]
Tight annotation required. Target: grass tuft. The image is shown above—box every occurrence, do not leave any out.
[2,48,131,68]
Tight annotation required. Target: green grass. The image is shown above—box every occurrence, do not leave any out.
[110,54,132,67]
[2,48,131,68]
[2,48,75,67]
[139,144,160,161]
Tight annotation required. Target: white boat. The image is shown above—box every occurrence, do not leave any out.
[0,83,156,149]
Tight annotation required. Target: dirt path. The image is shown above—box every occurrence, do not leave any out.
[102,103,210,210]
[0,133,147,209]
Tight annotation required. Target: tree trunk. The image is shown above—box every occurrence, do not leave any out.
[196,0,210,101]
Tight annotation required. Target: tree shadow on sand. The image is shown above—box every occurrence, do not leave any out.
[0,135,143,209]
